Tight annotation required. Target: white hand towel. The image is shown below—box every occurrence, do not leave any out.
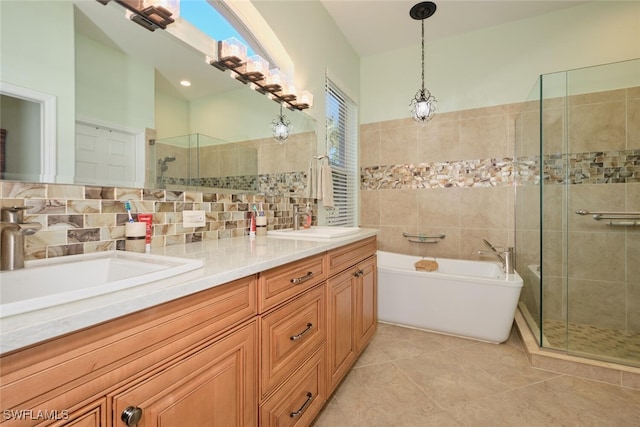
[317,164,335,208]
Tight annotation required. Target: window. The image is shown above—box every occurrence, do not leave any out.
[325,77,358,227]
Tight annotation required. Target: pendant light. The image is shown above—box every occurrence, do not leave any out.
[272,103,291,143]
[409,1,437,123]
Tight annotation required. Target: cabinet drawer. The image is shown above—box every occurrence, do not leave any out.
[327,236,377,277]
[260,346,326,427]
[260,285,326,399]
[259,253,326,313]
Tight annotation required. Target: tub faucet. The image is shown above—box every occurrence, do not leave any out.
[478,239,515,274]
[1,206,41,271]
[292,205,310,231]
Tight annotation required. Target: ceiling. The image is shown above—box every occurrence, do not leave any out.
[319,0,589,57]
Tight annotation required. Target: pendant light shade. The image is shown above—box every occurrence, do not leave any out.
[409,1,437,123]
[272,103,291,143]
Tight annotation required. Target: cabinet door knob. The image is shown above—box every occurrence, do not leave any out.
[121,406,143,426]
[354,269,364,278]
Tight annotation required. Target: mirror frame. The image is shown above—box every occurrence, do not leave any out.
[0,82,57,183]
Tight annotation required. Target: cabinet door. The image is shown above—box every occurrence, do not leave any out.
[46,400,106,427]
[356,255,377,352]
[326,269,356,394]
[111,321,257,427]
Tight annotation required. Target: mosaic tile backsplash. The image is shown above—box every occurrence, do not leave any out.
[0,181,316,261]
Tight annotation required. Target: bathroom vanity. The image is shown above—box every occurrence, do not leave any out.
[0,232,377,426]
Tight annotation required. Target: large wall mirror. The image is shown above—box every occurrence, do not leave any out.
[0,0,317,193]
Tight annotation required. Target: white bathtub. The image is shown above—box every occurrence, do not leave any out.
[377,251,523,343]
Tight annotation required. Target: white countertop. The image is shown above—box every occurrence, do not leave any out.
[0,229,378,354]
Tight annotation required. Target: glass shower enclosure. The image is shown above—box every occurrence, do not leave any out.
[515,58,640,367]
[149,133,258,192]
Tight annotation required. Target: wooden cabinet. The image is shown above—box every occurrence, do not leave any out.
[110,321,257,427]
[0,276,257,427]
[0,235,377,427]
[327,240,377,394]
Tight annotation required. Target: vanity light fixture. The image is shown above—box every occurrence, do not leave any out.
[272,103,291,143]
[96,0,179,32]
[210,37,313,111]
[409,1,437,123]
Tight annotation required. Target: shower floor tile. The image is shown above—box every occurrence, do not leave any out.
[543,319,640,365]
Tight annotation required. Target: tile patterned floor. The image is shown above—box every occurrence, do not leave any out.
[312,323,640,427]
[542,320,640,366]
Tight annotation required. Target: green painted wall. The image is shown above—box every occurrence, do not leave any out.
[361,1,640,124]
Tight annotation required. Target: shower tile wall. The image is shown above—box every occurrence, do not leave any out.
[360,104,519,260]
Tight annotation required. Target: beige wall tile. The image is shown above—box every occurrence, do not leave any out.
[628,88,640,148]
[628,281,640,332]
[459,187,510,230]
[568,101,626,152]
[459,114,509,159]
[567,231,626,282]
[360,122,380,167]
[379,189,418,227]
[417,118,460,163]
[380,125,417,165]
[416,187,461,228]
[359,189,379,227]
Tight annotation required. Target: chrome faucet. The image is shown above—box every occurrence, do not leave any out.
[1,206,41,271]
[478,238,515,274]
[292,205,310,231]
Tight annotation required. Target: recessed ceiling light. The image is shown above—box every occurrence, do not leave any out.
[180,80,192,87]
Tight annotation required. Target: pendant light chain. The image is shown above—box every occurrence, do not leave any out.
[421,18,425,93]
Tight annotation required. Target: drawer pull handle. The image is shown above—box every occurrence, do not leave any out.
[290,392,314,418]
[291,271,314,285]
[290,323,313,341]
[354,269,364,278]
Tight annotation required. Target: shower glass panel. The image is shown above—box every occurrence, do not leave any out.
[152,133,258,192]
[516,58,640,368]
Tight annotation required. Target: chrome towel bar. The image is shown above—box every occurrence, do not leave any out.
[402,232,446,243]
[575,209,640,226]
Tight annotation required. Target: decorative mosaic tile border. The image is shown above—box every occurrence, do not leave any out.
[157,171,309,195]
[361,158,514,190]
[361,149,640,190]
[543,149,640,185]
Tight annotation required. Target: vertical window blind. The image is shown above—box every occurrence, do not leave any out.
[325,77,358,227]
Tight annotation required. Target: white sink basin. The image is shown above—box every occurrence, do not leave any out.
[268,226,361,240]
[0,251,203,317]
